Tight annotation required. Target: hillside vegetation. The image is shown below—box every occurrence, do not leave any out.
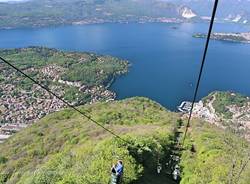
[0,47,128,87]
[0,97,179,184]
[202,91,250,119]
[212,92,249,118]
[0,97,249,184]
[0,47,129,124]
[0,0,187,29]
[181,119,250,184]
[193,91,250,140]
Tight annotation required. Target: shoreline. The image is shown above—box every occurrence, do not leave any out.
[193,32,250,44]
[1,21,249,33]
[0,19,184,30]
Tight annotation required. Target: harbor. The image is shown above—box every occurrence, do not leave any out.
[177,101,192,113]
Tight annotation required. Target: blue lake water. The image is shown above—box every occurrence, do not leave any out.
[0,23,250,111]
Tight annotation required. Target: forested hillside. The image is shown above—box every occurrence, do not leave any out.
[0,97,249,183]
[0,97,179,183]
[1,0,249,29]
[0,47,129,124]
[181,119,250,184]
[0,0,193,29]
[193,91,250,140]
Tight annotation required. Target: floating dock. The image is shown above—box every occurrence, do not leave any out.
[177,101,192,113]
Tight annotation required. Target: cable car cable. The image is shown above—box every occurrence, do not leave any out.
[182,0,219,146]
[0,56,132,146]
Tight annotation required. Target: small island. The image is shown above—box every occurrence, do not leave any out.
[193,32,250,43]
[0,47,129,127]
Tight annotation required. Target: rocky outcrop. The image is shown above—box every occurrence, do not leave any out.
[179,6,197,19]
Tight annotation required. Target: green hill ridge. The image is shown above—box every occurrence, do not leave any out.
[0,97,249,184]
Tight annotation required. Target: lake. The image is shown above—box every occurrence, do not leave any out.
[1,23,250,111]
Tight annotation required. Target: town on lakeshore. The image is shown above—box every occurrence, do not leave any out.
[0,47,129,142]
[194,32,250,43]
[178,92,250,141]
[0,1,250,184]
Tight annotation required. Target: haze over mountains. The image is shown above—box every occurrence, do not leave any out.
[0,0,27,2]
[170,0,250,23]
[0,0,250,29]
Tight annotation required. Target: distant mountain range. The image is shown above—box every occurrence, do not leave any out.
[0,0,249,29]
[0,0,193,29]
[168,0,250,24]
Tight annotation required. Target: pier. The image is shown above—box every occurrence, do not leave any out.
[177,101,192,113]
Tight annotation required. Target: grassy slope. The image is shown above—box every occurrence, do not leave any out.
[180,118,250,184]
[0,97,179,184]
[0,97,249,184]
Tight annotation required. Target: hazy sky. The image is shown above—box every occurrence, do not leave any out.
[0,0,27,2]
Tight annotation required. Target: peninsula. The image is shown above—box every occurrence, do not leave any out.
[0,47,129,127]
[193,32,250,43]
